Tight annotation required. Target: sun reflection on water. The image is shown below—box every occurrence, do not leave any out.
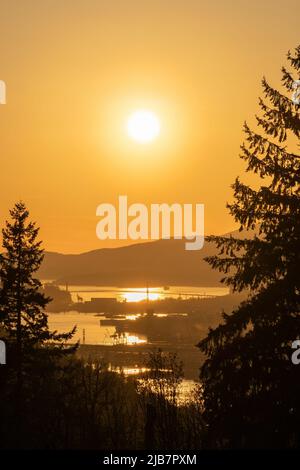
[126,334,147,345]
[122,290,161,302]
[125,314,142,320]
[110,331,147,345]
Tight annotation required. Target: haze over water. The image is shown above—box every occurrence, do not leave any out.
[58,284,229,303]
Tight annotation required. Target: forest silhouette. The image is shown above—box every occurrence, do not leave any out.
[0,46,299,450]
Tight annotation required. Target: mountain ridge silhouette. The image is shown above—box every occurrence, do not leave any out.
[39,229,251,286]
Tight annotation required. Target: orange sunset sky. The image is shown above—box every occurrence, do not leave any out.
[0,0,299,253]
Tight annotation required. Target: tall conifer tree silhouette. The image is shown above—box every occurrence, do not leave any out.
[198,47,300,448]
[0,202,75,388]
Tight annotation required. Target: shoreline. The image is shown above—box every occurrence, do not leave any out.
[76,343,204,381]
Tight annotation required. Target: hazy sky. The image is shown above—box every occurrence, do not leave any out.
[0,0,299,252]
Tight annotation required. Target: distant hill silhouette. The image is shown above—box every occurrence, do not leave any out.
[39,230,252,287]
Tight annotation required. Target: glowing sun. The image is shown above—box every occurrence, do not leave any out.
[127,109,160,144]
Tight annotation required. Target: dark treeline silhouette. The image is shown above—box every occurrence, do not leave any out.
[0,203,76,447]
[198,46,300,448]
[0,353,205,449]
[0,46,299,451]
[0,203,203,449]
